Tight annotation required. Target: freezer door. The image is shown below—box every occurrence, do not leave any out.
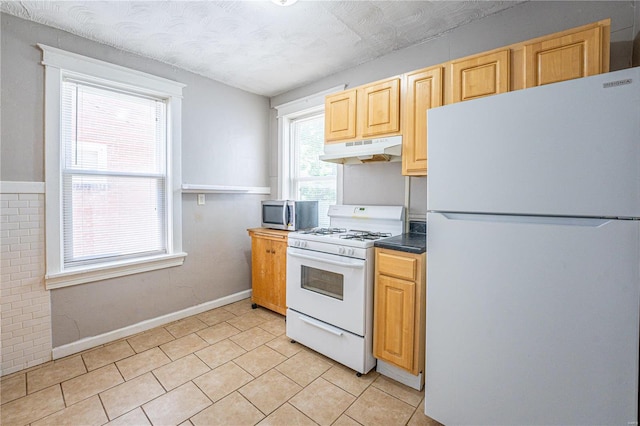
[427,67,640,218]
[425,212,640,426]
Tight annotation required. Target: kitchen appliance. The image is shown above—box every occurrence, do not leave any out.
[261,200,318,231]
[425,67,640,425]
[319,135,402,164]
[286,204,404,374]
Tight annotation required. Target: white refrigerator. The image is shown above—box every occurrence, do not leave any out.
[425,67,640,426]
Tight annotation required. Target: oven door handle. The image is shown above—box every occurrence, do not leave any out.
[299,315,343,337]
[287,251,365,269]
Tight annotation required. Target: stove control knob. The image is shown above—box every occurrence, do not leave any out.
[292,240,299,247]
[347,248,355,256]
[302,241,308,248]
[338,247,345,255]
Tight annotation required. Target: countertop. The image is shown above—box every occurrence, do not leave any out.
[247,228,291,238]
[374,221,426,254]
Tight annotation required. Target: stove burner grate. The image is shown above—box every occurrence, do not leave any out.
[339,231,392,241]
[299,227,347,235]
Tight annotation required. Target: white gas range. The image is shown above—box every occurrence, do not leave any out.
[286,205,404,375]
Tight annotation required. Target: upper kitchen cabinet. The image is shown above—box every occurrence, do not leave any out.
[360,77,401,138]
[448,49,510,104]
[325,76,401,144]
[402,66,444,176]
[325,89,357,142]
[401,19,610,176]
[521,20,610,88]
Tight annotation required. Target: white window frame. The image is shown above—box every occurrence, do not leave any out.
[40,44,187,289]
[274,85,345,202]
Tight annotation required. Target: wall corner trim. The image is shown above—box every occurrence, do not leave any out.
[0,181,46,194]
[51,289,252,359]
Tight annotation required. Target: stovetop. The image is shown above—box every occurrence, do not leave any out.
[289,227,396,252]
[288,205,405,255]
[340,230,393,241]
[298,227,347,236]
[298,227,392,241]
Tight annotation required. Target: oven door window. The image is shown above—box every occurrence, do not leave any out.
[301,266,343,300]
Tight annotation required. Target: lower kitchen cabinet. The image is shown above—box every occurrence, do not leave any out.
[247,228,288,316]
[373,248,426,375]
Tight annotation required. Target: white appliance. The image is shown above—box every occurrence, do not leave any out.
[319,135,402,164]
[425,67,640,426]
[286,204,404,375]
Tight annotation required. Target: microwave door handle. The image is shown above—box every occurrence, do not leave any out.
[282,202,288,227]
[288,251,365,269]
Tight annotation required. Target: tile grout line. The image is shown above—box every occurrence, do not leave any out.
[2,302,431,426]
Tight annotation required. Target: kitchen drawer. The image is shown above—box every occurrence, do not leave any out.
[286,308,376,374]
[377,250,417,281]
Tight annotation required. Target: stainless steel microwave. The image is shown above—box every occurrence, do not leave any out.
[261,200,318,231]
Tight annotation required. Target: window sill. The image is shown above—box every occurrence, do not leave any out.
[45,252,188,290]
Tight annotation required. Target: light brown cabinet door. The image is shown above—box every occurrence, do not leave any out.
[360,78,401,138]
[251,236,272,308]
[249,231,287,316]
[374,274,416,372]
[402,66,443,176]
[374,249,426,376]
[450,49,510,103]
[524,26,602,88]
[325,89,357,143]
[270,238,287,312]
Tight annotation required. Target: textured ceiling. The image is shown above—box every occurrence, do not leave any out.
[1,1,524,97]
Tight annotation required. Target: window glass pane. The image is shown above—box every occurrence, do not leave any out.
[295,116,334,179]
[63,175,166,265]
[292,113,336,227]
[62,81,166,174]
[61,80,167,267]
[297,180,336,229]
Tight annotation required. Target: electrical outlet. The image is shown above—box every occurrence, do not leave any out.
[197,194,205,205]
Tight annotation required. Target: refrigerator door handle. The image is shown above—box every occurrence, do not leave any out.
[437,212,612,228]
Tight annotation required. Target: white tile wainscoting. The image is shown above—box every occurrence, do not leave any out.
[0,181,253,377]
[0,182,51,376]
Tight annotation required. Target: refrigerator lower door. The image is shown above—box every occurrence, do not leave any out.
[425,212,640,426]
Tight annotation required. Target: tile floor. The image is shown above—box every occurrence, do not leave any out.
[1,298,443,426]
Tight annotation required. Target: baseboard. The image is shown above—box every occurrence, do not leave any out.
[52,289,252,359]
[376,359,424,391]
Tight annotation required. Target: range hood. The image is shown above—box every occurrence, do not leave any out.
[319,135,402,165]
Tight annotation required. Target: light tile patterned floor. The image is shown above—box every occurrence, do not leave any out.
[1,298,443,426]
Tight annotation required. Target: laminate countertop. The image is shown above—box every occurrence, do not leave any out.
[374,221,426,254]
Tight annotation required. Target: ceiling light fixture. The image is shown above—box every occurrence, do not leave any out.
[271,0,298,6]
